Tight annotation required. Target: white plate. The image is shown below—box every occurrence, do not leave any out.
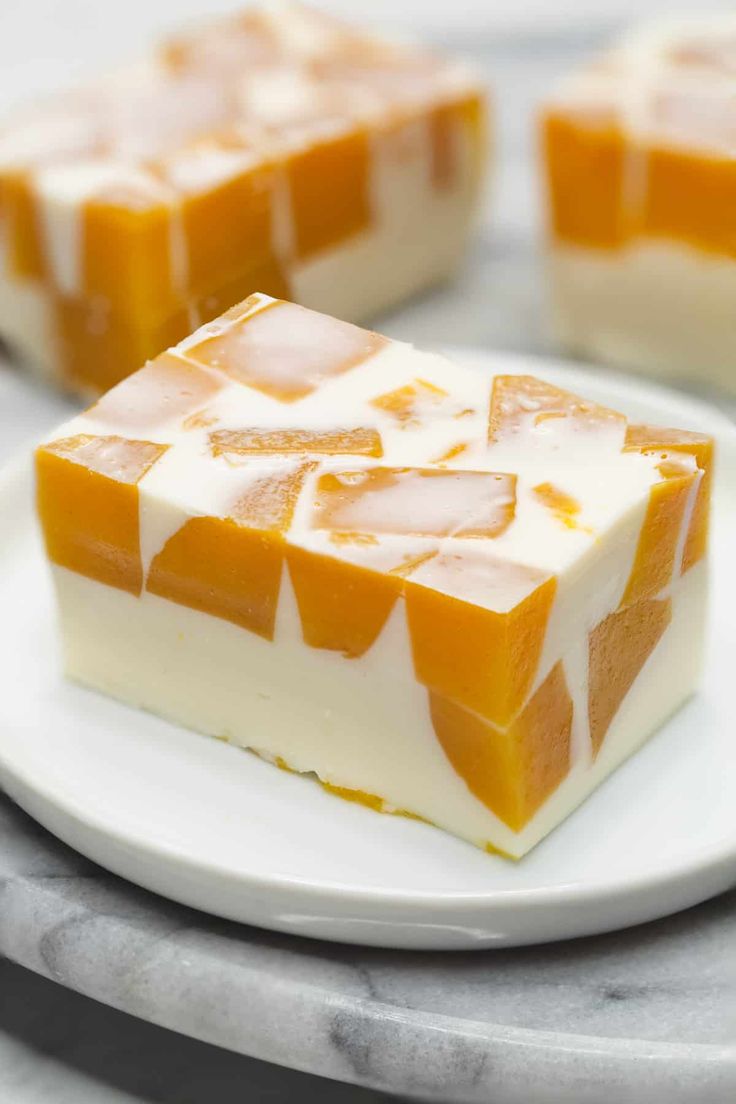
[1,353,735,951]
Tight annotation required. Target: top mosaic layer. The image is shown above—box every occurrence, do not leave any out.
[0,1,486,396]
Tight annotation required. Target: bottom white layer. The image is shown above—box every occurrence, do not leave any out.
[549,242,736,395]
[52,561,707,858]
[0,270,58,383]
[291,178,475,324]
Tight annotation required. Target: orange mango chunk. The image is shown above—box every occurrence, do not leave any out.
[230,461,316,530]
[210,426,383,458]
[533,481,589,531]
[286,126,371,259]
[146,463,312,639]
[147,517,281,639]
[35,434,167,595]
[620,471,696,607]
[312,467,516,539]
[54,295,192,395]
[542,110,627,249]
[320,780,384,812]
[287,545,404,658]
[405,551,556,728]
[544,104,736,259]
[370,378,449,425]
[91,353,226,432]
[624,424,713,574]
[430,661,573,831]
[588,596,672,754]
[488,374,624,442]
[430,101,461,191]
[429,93,484,190]
[641,144,736,259]
[186,298,386,401]
[176,156,275,299]
[3,170,48,280]
[195,259,291,325]
[327,530,379,547]
[81,193,178,323]
[434,441,470,464]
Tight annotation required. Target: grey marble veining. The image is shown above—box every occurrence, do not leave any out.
[1,24,736,1104]
[0,956,394,1104]
[1,796,735,1104]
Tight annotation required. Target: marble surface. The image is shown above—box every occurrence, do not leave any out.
[1,17,736,1104]
[1,795,736,1103]
[0,956,392,1104]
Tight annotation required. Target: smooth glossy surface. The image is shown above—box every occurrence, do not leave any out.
[1,354,734,951]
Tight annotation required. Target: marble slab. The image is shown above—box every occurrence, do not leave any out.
[1,795,735,1103]
[0,954,396,1104]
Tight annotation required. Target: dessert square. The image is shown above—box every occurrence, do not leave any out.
[541,17,736,393]
[36,294,712,857]
[0,3,486,395]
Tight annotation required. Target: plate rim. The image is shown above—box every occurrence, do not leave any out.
[2,351,736,944]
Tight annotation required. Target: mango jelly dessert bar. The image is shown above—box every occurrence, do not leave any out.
[35,294,712,857]
[541,16,736,394]
[0,3,486,398]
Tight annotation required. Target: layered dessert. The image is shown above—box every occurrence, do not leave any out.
[0,3,485,395]
[542,17,736,393]
[36,295,712,857]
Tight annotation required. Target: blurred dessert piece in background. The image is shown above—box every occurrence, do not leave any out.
[541,17,736,395]
[0,2,486,396]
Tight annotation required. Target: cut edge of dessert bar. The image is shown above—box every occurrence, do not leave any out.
[35,293,713,858]
[0,2,487,396]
